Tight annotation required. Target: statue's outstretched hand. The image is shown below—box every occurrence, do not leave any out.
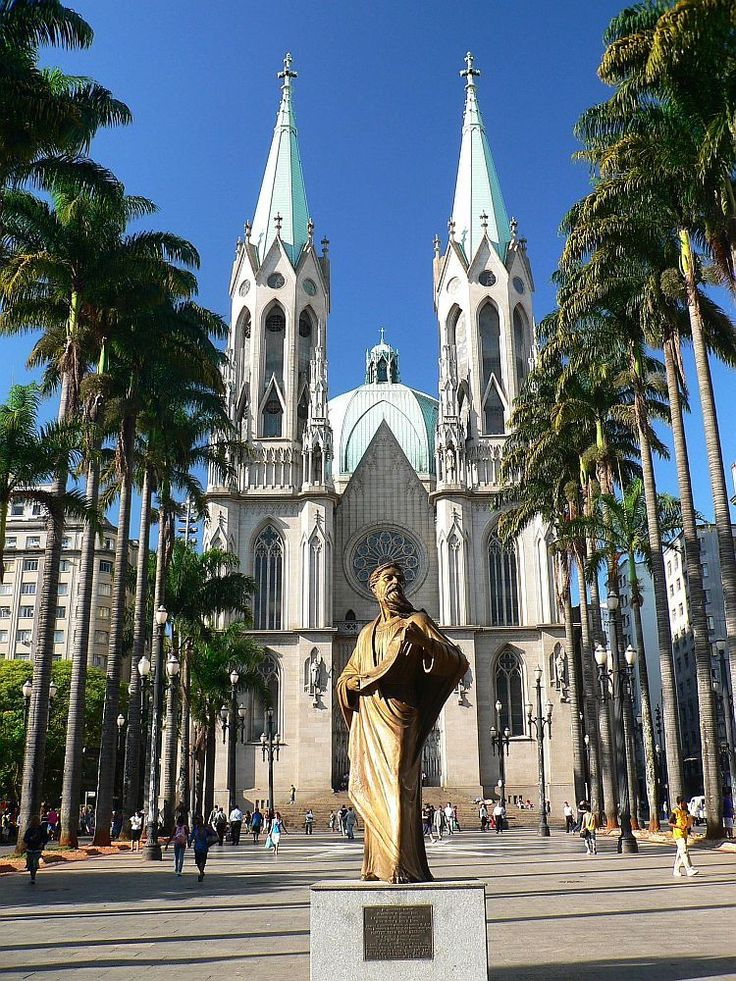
[403,619,427,649]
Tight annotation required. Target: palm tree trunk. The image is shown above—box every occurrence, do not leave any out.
[664,286,724,837]
[559,552,586,804]
[143,506,169,819]
[632,366,684,809]
[204,717,216,820]
[177,638,191,820]
[93,418,136,846]
[575,553,608,823]
[193,724,205,816]
[16,374,75,847]
[59,456,99,847]
[121,466,152,835]
[612,594,640,830]
[630,579,659,830]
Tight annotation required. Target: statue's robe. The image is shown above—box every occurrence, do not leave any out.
[336,610,469,882]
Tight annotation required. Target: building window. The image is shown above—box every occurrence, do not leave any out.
[479,302,505,435]
[703,563,709,577]
[104,538,114,551]
[26,536,40,548]
[57,582,68,596]
[669,584,674,596]
[253,525,283,630]
[59,559,71,572]
[11,501,24,516]
[19,606,34,618]
[23,558,39,571]
[98,607,110,621]
[0,607,10,618]
[54,630,64,644]
[0,584,11,595]
[5,537,17,550]
[488,535,520,626]
[250,651,281,738]
[0,630,7,643]
[94,630,109,645]
[99,560,113,574]
[61,536,71,548]
[495,649,524,735]
[512,305,532,389]
[98,582,112,596]
[3,560,14,574]
[20,582,36,595]
[16,629,32,644]
[55,606,65,619]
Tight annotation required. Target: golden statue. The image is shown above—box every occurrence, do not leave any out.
[336,562,469,883]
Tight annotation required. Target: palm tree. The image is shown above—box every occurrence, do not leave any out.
[189,622,266,817]
[0,0,130,210]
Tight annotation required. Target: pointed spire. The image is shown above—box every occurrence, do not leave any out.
[250,53,310,266]
[450,52,510,262]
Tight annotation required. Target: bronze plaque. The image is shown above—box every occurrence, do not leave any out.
[363,904,434,961]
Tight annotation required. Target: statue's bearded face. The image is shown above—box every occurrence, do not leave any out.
[370,565,410,612]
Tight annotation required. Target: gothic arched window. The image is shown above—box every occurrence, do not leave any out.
[254,525,283,630]
[479,302,505,435]
[264,305,285,388]
[488,534,520,626]
[495,649,524,734]
[297,385,309,439]
[513,305,531,390]
[298,308,314,379]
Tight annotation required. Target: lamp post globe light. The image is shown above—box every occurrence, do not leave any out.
[594,620,639,854]
[144,605,168,860]
[489,698,510,803]
[260,706,280,811]
[22,679,33,729]
[526,665,553,837]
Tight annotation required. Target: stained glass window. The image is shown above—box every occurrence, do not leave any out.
[254,526,283,630]
[352,529,421,591]
[488,535,519,625]
[495,649,524,735]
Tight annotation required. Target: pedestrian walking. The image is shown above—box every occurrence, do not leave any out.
[338,804,348,836]
[493,800,506,834]
[328,810,336,832]
[344,806,357,840]
[189,815,216,881]
[46,806,59,841]
[563,801,574,834]
[129,810,144,852]
[669,796,699,877]
[251,807,263,844]
[165,814,190,876]
[243,810,252,834]
[213,806,227,846]
[479,802,488,832]
[443,802,454,835]
[23,815,48,884]
[229,804,243,845]
[723,788,734,840]
[432,804,444,840]
[581,804,597,855]
[289,784,296,804]
[266,811,287,856]
[304,808,314,835]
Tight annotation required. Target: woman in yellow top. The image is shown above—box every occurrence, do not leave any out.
[669,796,699,877]
[581,804,597,855]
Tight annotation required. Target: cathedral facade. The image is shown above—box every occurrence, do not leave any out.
[206,54,574,810]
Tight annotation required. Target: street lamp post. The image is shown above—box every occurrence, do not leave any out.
[143,606,168,861]
[594,640,639,854]
[260,707,280,811]
[220,669,245,812]
[526,666,553,837]
[584,733,591,802]
[136,654,151,812]
[161,651,180,828]
[490,698,510,802]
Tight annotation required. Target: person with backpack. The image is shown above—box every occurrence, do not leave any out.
[189,815,215,881]
[165,814,190,876]
[669,796,699,877]
[581,804,598,855]
[23,815,48,884]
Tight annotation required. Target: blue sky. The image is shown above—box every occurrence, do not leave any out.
[5,0,736,521]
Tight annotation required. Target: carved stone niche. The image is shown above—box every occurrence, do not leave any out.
[305,648,326,702]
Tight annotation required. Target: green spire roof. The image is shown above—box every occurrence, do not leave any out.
[450,52,510,262]
[251,53,310,266]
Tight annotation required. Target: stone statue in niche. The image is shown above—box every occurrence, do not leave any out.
[306,651,324,696]
[554,648,569,701]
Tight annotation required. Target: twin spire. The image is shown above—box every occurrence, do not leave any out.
[248,51,510,268]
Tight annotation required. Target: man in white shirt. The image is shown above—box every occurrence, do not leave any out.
[563,801,574,833]
[129,810,144,851]
[229,805,243,845]
[443,802,455,835]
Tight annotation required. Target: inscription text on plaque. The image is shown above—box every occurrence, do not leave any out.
[363,904,434,961]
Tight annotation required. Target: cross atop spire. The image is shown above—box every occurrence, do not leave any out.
[249,53,311,265]
[448,52,510,262]
[460,51,481,87]
[278,52,297,87]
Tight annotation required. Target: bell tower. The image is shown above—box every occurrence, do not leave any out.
[223,53,333,496]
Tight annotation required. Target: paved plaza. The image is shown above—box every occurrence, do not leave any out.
[1,828,734,981]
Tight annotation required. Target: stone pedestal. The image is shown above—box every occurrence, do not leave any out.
[310,879,488,980]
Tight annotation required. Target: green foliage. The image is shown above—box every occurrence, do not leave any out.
[0,659,121,802]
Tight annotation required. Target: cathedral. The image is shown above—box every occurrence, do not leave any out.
[206,53,575,810]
